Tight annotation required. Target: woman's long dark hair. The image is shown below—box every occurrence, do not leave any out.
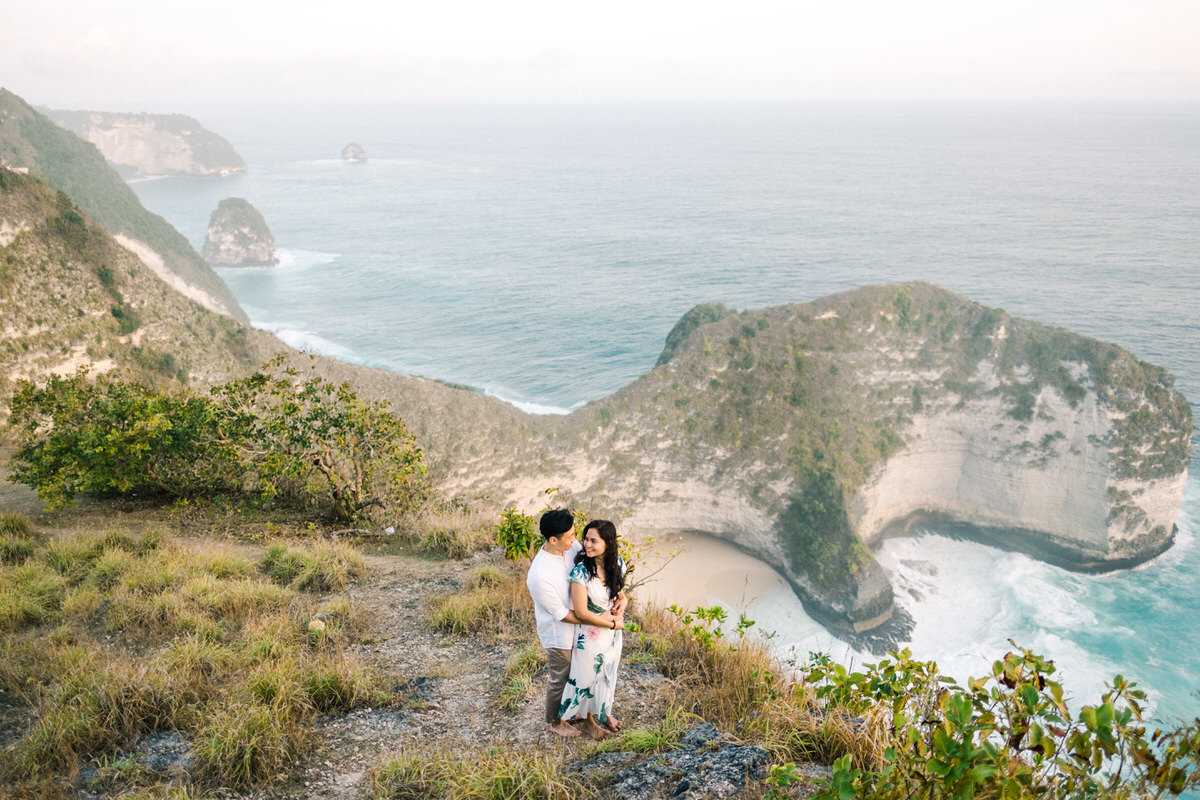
[574,519,624,601]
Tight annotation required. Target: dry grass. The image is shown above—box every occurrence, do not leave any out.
[259,539,369,592]
[430,563,533,640]
[0,517,397,796]
[408,503,497,559]
[496,637,545,712]
[628,603,868,766]
[370,746,595,799]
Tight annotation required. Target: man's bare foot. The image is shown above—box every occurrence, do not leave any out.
[581,714,610,740]
[548,721,581,738]
[604,715,622,732]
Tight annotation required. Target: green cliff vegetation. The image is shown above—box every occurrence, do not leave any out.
[579,283,1192,610]
[634,283,1192,498]
[0,90,245,320]
[0,167,272,400]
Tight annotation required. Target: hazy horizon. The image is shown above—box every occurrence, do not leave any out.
[5,0,1198,113]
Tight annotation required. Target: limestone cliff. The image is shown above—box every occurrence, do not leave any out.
[417,283,1191,644]
[1,153,1190,645]
[203,198,278,267]
[41,108,245,178]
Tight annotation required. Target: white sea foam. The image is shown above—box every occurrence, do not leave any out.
[254,321,360,362]
[128,106,1200,727]
[481,388,581,416]
[272,248,340,271]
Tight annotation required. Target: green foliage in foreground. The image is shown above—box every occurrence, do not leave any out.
[494,508,538,561]
[7,356,427,523]
[800,645,1200,800]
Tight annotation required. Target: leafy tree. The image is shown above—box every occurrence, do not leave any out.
[494,508,538,561]
[210,357,426,522]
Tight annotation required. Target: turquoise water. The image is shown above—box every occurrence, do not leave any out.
[132,103,1200,726]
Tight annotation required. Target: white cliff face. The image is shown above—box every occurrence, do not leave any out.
[85,120,198,176]
[44,110,246,178]
[422,284,1191,639]
[851,362,1181,566]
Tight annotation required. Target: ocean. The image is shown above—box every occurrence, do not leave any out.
[131,102,1200,728]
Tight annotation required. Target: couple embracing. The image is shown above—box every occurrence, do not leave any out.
[525,508,628,740]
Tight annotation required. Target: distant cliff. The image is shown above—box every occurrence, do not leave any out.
[203,198,278,267]
[41,108,245,178]
[0,89,246,321]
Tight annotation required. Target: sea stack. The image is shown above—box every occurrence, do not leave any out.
[202,197,278,267]
[341,143,367,162]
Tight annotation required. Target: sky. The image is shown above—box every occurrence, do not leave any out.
[4,0,1199,111]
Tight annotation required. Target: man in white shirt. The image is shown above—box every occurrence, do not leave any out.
[526,508,621,737]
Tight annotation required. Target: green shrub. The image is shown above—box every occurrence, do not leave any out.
[494,508,537,561]
[8,369,235,510]
[211,356,427,522]
[7,356,428,522]
[804,645,1200,800]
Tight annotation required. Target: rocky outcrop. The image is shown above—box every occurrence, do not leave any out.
[342,143,367,161]
[573,721,771,799]
[41,108,245,178]
[414,283,1191,645]
[202,198,278,267]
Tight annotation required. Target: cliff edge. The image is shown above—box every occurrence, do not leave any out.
[41,107,246,178]
[0,89,247,321]
[432,283,1190,644]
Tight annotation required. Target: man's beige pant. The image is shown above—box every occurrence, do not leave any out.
[544,647,572,724]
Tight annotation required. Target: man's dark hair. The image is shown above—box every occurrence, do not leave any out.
[539,508,574,539]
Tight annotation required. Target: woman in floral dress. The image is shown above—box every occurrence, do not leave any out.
[559,519,627,740]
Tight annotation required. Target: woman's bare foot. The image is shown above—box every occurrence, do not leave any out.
[604,715,622,732]
[581,714,610,740]
[548,720,581,738]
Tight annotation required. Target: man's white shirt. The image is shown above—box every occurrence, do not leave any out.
[526,540,583,649]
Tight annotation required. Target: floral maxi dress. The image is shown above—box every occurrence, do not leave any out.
[559,561,623,725]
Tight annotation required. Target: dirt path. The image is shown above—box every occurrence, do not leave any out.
[270,551,668,800]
